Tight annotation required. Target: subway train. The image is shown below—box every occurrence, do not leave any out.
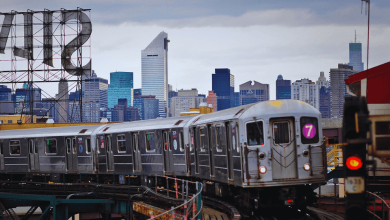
[0,100,327,208]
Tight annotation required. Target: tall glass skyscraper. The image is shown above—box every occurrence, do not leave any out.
[330,64,357,118]
[348,43,364,72]
[108,72,133,108]
[276,75,291,100]
[212,68,234,111]
[141,31,169,118]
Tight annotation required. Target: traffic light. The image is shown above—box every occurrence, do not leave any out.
[342,96,370,220]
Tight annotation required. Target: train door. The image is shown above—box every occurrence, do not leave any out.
[270,118,297,179]
[0,141,4,171]
[208,125,215,177]
[66,138,77,172]
[163,130,173,174]
[226,122,234,180]
[192,127,199,174]
[28,139,39,171]
[105,135,114,172]
[132,133,142,172]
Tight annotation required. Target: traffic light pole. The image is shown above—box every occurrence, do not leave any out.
[342,96,371,220]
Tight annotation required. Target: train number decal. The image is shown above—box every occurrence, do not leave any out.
[302,124,316,139]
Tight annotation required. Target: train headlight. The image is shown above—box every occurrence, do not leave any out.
[259,166,267,174]
[259,152,266,160]
[302,150,309,157]
[303,163,311,171]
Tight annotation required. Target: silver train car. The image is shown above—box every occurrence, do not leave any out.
[0,100,327,208]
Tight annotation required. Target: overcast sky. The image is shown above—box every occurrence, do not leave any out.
[1,0,390,100]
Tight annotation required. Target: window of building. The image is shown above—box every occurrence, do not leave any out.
[117,134,126,153]
[8,120,12,124]
[46,139,57,154]
[246,121,264,146]
[10,140,20,155]
[145,132,155,151]
[273,122,290,144]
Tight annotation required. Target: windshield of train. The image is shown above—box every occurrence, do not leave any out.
[246,121,264,146]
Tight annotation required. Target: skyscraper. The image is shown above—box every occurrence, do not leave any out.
[212,68,234,111]
[0,85,13,114]
[108,72,133,108]
[170,89,204,117]
[141,31,169,118]
[319,87,331,118]
[82,70,109,108]
[316,72,331,118]
[207,91,217,112]
[330,64,357,118]
[57,79,69,123]
[291,78,319,110]
[316,72,330,88]
[276,75,291,100]
[348,42,364,72]
[239,80,269,105]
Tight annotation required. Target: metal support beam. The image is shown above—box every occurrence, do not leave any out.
[132,202,182,220]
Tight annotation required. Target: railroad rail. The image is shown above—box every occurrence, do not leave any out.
[306,207,344,220]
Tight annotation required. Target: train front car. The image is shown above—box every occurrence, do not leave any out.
[238,100,326,209]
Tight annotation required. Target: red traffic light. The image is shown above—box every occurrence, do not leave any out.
[346,156,363,170]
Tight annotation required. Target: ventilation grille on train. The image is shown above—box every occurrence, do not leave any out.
[234,108,244,116]
[174,120,183,125]
[79,129,88,134]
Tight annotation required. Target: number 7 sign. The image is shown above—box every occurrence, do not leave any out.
[303,124,316,139]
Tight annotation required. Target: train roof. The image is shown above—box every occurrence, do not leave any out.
[192,100,320,125]
[96,115,198,134]
[0,124,104,139]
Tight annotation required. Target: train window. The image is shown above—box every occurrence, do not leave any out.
[169,132,173,151]
[117,134,126,153]
[106,136,112,151]
[9,140,20,155]
[179,130,184,152]
[189,129,194,151]
[246,121,264,146]
[0,142,3,154]
[72,138,77,154]
[145,132,155,152]
[132,133,139,151]
[300,117,319,144]
[66,138,71,153]
[86,138,91,154]
[29,140,34,153]
[200,127,206,152]
[216,126,222,152]
[273,122,290,144]
[45,139,57,154]
[163,132,169,151]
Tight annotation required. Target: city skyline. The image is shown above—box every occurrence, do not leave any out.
[1,1,389,100]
